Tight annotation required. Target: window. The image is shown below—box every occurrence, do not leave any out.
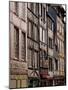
[40,51,43,67]
[35,3,39,16]
[15,2,18,15]
[55,59,58,70]
[14,26,19,58]
[41,4,46,23]
[27,49,32,68]
[40,27,47,44]
[21,32,26,61]
[16,80,20,88]
[33,25,38,41]
[28,20,32,37]
[48,17,51,29]
[48,17,54,31]
[27,49,38,69]
[52,22,54,31]
[43,30,45,43]
[22,3,25,20]
[34,51,38,68]
[49,58,52,71]
[41,4,42,17]
[40,27,43,41]
[43,7,45,23]
[40,50,47,68]
[57,38,60,52]
[28,3,39,16]
[28,20,39,41]
[60,59,64,73]
[30,3,34,12]
[49,37,53,49]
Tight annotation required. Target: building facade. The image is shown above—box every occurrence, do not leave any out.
[9,1,66,88]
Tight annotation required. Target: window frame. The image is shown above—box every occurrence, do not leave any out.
[40,27,47,44]
[48,16,54,31]
[41,4,46,23]
[49,37,53,49]
[14,26,19,59]
[49,58,53,71]
[28,19,39,42]
[55,59,58,71]
[21,31,26,62]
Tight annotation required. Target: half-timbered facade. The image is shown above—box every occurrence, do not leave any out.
[9,2,66,88]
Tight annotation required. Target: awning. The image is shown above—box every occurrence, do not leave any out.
[40,71,53,79]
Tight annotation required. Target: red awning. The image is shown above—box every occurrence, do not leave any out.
[40,71,53,79]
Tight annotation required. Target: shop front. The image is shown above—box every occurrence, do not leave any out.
[28,77,39,87]
[10,60,28,88]
[40,70,53,86]
[53,76,65,86]
[28,70,40,87]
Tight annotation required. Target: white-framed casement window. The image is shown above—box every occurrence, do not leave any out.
[21,32,26,61]
[40,27,43,42]
[43,30,45,43]
[40,27,47,44]
[14,26,19,59]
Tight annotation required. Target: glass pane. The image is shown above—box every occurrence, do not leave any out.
[17,80,20,88]
[34,52,38,68]
[14,26,19,58]
[29,22,31,37]
[34,25,38,41]
[40,27,42,41]
[21,32,25,61]
[27,49,32,67]
[43,30,45,43]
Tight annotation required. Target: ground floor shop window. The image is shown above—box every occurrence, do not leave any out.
[28,78,39,87]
